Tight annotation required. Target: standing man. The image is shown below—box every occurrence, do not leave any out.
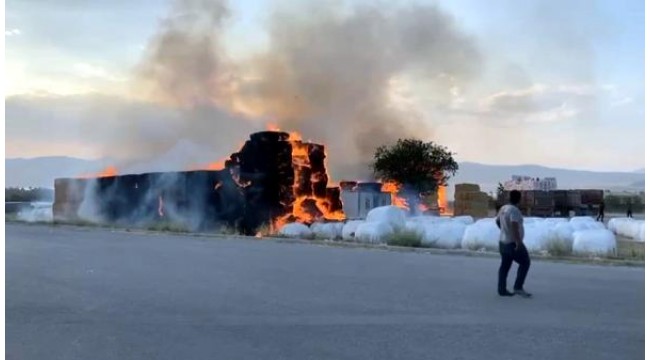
[596,201,605,222]
[495,190,532,298]
[627,200,633,218]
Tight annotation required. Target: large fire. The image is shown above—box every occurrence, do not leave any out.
[438,185,449,215]
[381,181,409,210]
[381,180,448,215]
[273,128,346,229]
[73,126,451,233]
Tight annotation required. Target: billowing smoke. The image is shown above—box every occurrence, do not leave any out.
[135,0,481,179]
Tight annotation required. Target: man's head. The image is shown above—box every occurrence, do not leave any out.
[509,190,522,205]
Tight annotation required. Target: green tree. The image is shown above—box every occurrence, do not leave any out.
[372,138,458,194]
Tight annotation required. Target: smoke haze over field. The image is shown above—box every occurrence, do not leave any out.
[5,0,645,176]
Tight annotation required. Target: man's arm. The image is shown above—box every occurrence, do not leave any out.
[509,210,524,249]
[510,220,523,249]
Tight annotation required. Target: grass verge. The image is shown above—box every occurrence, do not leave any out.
[387,230,422,248]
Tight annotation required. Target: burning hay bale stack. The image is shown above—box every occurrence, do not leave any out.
[52,131,347,234]
[231,131,295,234]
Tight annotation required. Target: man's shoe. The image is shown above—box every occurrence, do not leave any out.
[498,290,514,297]
[514,289,532,298]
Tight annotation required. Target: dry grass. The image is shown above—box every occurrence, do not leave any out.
[387,230,422,248]
[546,238,572,257]
[145,221,189,233]
[615,238,644,261]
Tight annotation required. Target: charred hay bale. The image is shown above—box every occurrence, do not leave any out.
[294,165,313,197]
[299,198,323,223]
[326,187,343,213]
[249,131,290,143]
[214,170,245,227]
[238,140,293,177]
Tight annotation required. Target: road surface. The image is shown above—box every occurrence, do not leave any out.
[6,223,644,360]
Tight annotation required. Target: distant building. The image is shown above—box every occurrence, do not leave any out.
[340,182,392,219]
[503,175,557,191]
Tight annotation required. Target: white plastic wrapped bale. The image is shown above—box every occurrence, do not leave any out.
[310,222,343,240]
[570,220,605,232]
[409,215,451,224]
[524,217,544,224]
[342,220,364,241]
[452,216,474,225]
[332,222,345,238]
[365,206,407,232]
[549,222,575,250]
[570,216,596,224]
[523,222,553,253]
[572,229,617,256]
[608,218,645,242]
[544,217,569,224]
[422,222,467,249]
[461,218,500,251]
[405,220,427,238]
[279,223,312,238]
[607,218,622,232]
[354,222,393,244]
[639,222,645,242]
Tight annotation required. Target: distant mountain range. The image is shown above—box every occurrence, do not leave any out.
[448,162,644,196]
[5,157,645,197]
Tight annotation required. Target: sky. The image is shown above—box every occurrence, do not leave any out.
[4,0,645,173]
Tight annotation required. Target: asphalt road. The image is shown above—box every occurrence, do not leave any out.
[6,224,645,360]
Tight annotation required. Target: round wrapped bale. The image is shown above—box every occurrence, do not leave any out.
[461,218,499,251]
[422,222,466,249]
[524,217,544,224]
[410,215,450,224]
[550,222,575,250]
[310,222,343,240]
[342,220,364,241]
[279,223,312,238]
[608,218,645,242]
[570,220,605,232]
[405,220,427,238]
[452,216,474,225]
[523,222,553,253]
[365,206,406,232]
[570,216,596,224]
[572,229,616,256]
[354,222,393,244]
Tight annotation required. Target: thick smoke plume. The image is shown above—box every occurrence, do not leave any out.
[136,0,481,179]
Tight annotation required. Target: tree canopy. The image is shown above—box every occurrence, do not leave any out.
[372,138,458,193]
[5,187,54,202]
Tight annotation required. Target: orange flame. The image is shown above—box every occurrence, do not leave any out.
[77,165,118,179]
[189,141,245,171]
[438,185,450,215]
[266,123,281,131]
[271,127,346,230]
[381,181,409,210]
[206,159,226,171]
